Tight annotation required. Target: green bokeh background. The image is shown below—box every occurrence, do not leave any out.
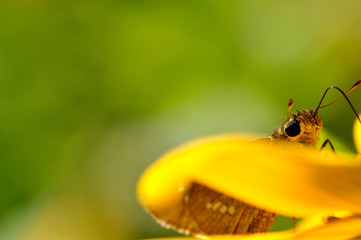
[0,1,361,240]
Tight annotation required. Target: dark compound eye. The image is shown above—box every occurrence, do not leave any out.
[284,119,301,137]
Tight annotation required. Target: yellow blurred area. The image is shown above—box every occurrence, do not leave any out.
[138,134,361,219]
[0,1,361,239]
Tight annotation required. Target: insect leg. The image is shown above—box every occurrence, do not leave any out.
[319,139,336,153]
[324,216,341,223]
[292,217,296,232]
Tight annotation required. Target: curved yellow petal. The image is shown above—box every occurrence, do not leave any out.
[354,114,361,154]
[137,134,361,220]
[144,216,361,240]
[137,135,252,215]
[224,215,361,240]
[292,215,361,240]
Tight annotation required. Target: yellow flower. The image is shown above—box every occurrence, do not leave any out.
[137,116,361,240]
[354,116,361,162]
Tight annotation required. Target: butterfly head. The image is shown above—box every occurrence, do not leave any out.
[281,80,361,145]
[283,108,323,145]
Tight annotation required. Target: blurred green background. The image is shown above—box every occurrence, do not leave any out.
[1,1,361,239]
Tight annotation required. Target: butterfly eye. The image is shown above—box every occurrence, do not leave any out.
[284,119,301,137]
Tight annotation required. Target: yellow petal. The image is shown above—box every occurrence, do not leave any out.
[137,135,251,214]
[354,114,361,154]
[296,211,352,233]
[144,216,361,240]
[137,134,361,219]
[293,215,361,240]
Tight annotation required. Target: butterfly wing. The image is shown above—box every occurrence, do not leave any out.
[148,182,275,236]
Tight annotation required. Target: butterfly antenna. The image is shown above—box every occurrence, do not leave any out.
[313,82,361,124]
[319,80,361,108]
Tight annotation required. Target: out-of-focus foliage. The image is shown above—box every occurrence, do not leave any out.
[0,1,361,239]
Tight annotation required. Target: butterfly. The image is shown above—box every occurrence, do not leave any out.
[139,81,361,237]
